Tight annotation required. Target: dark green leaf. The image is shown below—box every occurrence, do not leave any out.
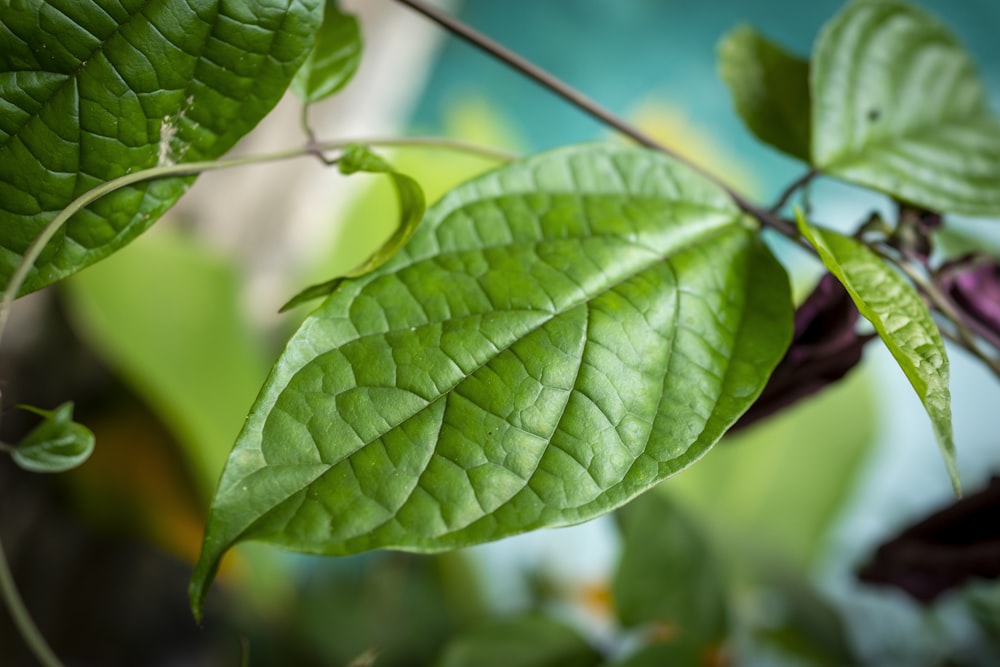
[291,0,362,104]
[291,552,481,666]
[190,144,793,620]
[0,0,324,295]
[811,0,1000,216]
[280,145,426,311]
[10,402,94,473]
[435,615,600,667]
[796,212,958,494]
[718,25,811,162]
[613,491,727,651]
[747,570,857,667]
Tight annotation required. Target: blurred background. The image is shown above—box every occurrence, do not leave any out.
[2,0,999,665]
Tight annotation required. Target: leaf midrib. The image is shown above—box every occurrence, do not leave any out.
[817,106,994,172]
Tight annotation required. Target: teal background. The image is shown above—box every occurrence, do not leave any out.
[411,0,1000,201]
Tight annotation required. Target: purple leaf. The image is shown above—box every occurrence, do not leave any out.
[858,476,1000,603]
[937,253,1000,351]
[734,273,875,430]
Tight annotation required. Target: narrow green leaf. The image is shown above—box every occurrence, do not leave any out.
[613,491,727,645]
[435,616,601,667]
[10,402,94,473]
[280,145,426,311]
[0,0,324,295]
[811,0,1000,216]
[190,144,793,619]
[796,212,958,494]
[718,25,811,162]
[291,0,362,104]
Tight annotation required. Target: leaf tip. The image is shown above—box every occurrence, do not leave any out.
[188,553,220,625]
[945,454,962,499]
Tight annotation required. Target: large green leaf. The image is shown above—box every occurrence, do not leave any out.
[190,144,794,618]
[796,213,958,493]
[718,25,811,162]
[0,0,324,295]
[811,0,1000,216]
[291,0,362,104]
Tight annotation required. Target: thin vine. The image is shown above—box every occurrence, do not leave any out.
[2,1,997,663]
[0,134,513,667]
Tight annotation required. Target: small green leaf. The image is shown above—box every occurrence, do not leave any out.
[1,0,324,295]
[718,25,811,162]
[435,616,601,667]
[280,145,426,311]
[190,144,793,620]
[291,0,362,104]
[613,491,727,650]
[811,0,1000,216]
[796,211,958,494]
[10,402,94,473]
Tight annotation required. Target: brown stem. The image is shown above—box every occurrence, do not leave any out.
[876,244,1000,380]
[393,0,665,152]
[770,169,818,214]
[392,0,802,242]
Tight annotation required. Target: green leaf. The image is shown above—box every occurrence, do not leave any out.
[796,212,958,494]
[613,491,727,653]
[280,145,426,311]
[10,402,94,473]
[612,643,708,667]
[749,572,858,667]
[811,0,1000,216]
[291,0,362,104]
[64,228,271,496]
[434,616,601,667]
[718,25,811,162]
[0,0,324,295]
[190,144,793,619]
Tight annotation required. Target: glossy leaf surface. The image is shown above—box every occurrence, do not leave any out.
[281,145,426,311]
[190,144,793,618]
[811,0,1000,216]
[718,25,811,162]
[11,403,94,473]
[291,0,362,104]
[797,213,958,493]
[0,0,323,294]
